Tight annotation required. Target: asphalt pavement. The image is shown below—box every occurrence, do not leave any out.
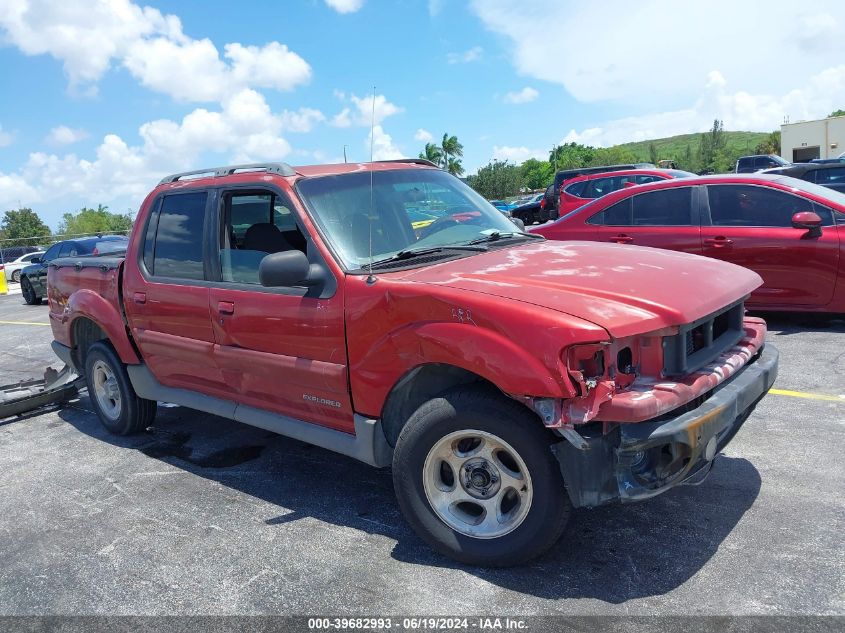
[0,291,842,616]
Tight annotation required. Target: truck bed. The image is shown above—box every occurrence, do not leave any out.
[47,255,126,348]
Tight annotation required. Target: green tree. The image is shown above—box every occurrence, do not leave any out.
[445,156,464,177]
[57,204,133,237]
[440,133,464,175]
[466,160,523,199]
[549,142,595,170]
[419,142,443,165]
[699,119,727,173]
[0,208,52,247]
[648,142,658,165]
[680,143,697,173]
[828,109,845,118]
[755,130,781,155]
[520,158,553,190]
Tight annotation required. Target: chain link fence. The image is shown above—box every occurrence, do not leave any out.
[0,230,131,264]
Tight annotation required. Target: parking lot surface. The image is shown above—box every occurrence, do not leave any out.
[0,292,842,615]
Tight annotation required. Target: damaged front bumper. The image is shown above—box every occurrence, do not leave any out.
[552,344,778,508]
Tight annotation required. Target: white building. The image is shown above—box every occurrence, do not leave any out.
[781,115,845,162]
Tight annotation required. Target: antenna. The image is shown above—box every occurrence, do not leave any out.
[366,85,377,284]
[343,144,348,163]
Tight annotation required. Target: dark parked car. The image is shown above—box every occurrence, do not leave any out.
[20,235,129,305]
[0,245,41,264]
[763,162,845,194]
[735,154,790,173]
[510,192,545,225]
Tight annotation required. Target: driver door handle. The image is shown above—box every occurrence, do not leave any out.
[217,301,235,315]
[704,236,733,247]
[609,234,634,244]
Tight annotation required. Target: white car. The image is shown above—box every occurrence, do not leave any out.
[3,251,44,283]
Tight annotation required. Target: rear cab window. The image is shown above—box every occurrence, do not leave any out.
[143,191,208,280]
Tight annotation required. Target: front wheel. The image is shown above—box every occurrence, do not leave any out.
[392,386,571,567]
[11,270,20,283]
[84,341,157,435]
[21,277,41,305]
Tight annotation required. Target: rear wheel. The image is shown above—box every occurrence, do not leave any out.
[21,277,41,305]
[392,385,571,567]
[84,341,157,435]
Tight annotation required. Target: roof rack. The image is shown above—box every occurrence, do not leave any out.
[158,162,297,185]
[378,158,439,168]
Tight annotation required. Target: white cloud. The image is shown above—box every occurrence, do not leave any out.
[278,108,325,133]
[330,108,353,128]
[45,125,88,145]
[447,46,483,64]
[491,146,547,163]
[0,125,13,147]
[367,125,403,161]
[0,0,311,102]
[330,92,403,127]
[470,1,845,105]
[560,67,845,147]
[414,128,433,142]
[0,89,300,214]
[428,0,445,17]
[325,0,364,14]
[502,86,538,104]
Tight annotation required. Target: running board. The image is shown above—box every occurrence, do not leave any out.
[126,364,392,467]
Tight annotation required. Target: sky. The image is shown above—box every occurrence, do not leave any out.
[1,0,845,229]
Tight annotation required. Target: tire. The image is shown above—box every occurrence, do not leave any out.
[21,277,41,305]
[392,385,572,567]
[11,270,20,283]
[84,341,157,436]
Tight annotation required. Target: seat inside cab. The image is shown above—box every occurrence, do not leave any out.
[221,192,307,284]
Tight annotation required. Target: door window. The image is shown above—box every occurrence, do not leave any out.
[148,192,207,280]
[587,199,632,225]
[58,243,78,257]
[563,180,587,198]
[707,185,826,227]
[635,174,663,184]
[631,188,693,225]
[814,167,845,186]
[220,191,307,284]
[41,244,61,262]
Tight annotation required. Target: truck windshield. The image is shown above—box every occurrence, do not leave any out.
[296,168,525,270]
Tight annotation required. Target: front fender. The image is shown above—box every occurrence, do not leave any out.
[350,321,576,418]
[66,289,140,365]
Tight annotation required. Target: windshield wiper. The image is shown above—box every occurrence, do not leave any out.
[366,244,487,269]
[465,230,544,246]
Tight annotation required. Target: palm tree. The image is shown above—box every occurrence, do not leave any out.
[440,133,464,172]
[419,142,443,165]
[445,157,464,177]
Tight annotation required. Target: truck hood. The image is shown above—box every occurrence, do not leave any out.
[395,241,762,338]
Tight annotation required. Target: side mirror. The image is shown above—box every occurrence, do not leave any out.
[792,211,823,237]
[511,217,526,232]
[259,250,311,287]
[622,181,638,188]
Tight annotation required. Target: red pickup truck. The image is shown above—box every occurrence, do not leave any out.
[47,160,778,566]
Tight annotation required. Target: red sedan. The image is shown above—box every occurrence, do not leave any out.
[558,168,695,217]
[531,174,845,312]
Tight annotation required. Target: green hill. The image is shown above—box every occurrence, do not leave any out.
[615,131,769,163]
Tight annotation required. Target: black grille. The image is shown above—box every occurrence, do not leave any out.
[662,300,745,376]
